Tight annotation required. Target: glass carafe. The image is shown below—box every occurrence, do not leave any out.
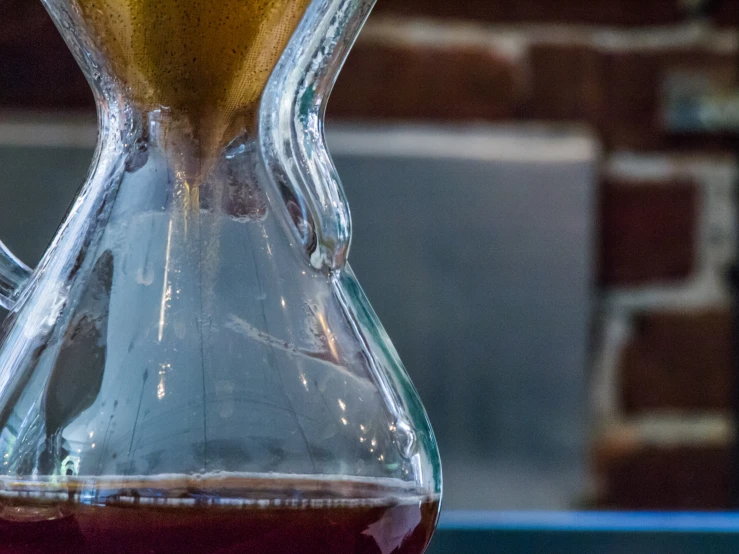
[0,0,441,552]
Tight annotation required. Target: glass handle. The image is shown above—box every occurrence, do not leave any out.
[0,240,32,310]
[259,0,375,271]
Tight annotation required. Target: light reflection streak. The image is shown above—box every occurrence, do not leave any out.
[316,311,338,361]
[158,219,174,342]
[158,362,171,400]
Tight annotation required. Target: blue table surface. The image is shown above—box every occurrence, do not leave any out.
[429,511,739,553]
[438,510,739,532]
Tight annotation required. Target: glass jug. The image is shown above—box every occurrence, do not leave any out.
[0,0,441,552]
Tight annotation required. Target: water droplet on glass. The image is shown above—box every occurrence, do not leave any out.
[136,266,154,286]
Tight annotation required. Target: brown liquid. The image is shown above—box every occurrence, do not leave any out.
[0,475,439,554]
[71,0,312,155]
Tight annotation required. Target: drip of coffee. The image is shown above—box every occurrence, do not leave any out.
[0,474,440,554]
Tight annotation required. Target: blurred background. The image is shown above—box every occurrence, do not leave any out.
[1,0,739,514]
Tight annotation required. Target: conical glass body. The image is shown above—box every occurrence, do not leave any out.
[0,0,441,552]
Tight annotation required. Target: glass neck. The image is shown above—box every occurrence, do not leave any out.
[46,0,377,271]
[102,103,257,186]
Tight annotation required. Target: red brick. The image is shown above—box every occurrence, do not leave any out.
[0,44,92,110]
[372,0,683,26]
[329,40,526,120]
[0,0,91,109]
[332,36,738,152]
[593,438,732,509]
[714,0,739,26]
[599,178,697,285]
[522,43,604,123]
[600,49,737,151]
[620,310,733,413]
[522,44,737,151]
[0,0,60,47]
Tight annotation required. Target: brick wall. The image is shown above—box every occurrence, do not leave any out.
[591,154,737,508]
[331,4,739,511]
[2,0,739,509]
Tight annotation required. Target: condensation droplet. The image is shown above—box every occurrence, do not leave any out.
[136,265,154,286]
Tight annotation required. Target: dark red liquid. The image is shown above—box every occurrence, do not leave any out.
[0,476,439,553]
